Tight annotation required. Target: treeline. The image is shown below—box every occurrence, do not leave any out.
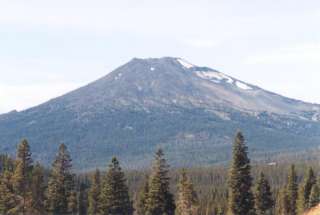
[0,132,320,215]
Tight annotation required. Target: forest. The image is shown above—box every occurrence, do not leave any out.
[0,132,319,215]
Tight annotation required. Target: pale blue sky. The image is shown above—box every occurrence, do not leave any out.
[0,0,320,113]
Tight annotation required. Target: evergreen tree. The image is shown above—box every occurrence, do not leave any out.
[175,169,199,215]
[0,170,17,214]
[78,182,88,215]
[99,157,133,215]
[47,143,74,215]
[136,175,149,215]
[297,167,316,213]
[254,172,274,215]
[280,188,290,215]
[68,191,78,215]
[12,139,33,215]
[308,183,320,208]
[88,169,101,215]
[145,149,175,215]
[29,162,46,214]
[227,131,255,215]
[286,165,298,215]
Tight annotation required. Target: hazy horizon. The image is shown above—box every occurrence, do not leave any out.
[1,0,320,114]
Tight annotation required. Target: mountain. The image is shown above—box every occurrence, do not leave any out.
[1,57,320,169]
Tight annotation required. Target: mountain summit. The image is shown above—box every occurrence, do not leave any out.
[1,57,320,169]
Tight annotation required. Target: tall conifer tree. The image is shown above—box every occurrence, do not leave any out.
[78,182,88,215]
[99,157,133,215]
[88,169,100,215]
[0,170,17,214]
[254,172,274,215]
[227,131,255,215]
[175,169,199,215]
[146,149,175,215]
[12,139,33,215]
[29,162,46,214]
[68,191,78,215]
[286,165,298,215]
[298,167,316,213]
[136,175,149,215]
[47,143,74,215]
[308,183,320,208]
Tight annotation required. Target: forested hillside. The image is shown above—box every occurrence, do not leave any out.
[1,132,320,215]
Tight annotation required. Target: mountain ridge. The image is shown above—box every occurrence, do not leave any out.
[1,57,320,170]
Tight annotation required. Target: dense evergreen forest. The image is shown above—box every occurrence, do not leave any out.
[1,132,319,215]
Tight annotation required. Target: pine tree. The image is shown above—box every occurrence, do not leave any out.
[29,162,46,214]
[78,182,88,215]
[136,175,149,215]
[88,169,101,215]
[280,188,290,215]
[0,170,17,214]
[175,169,199,215]
[47,143,74,215]
[297,167,316,213]
[12,139,33,215]
[308,183,320,208]
[227,131,255,215]
[254,172,274,215]
[68,191,78,215]
[146,149,175,215]
[286,165,298,215]
[99,157,133,215]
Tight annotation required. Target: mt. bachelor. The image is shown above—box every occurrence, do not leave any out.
[1,57,320,169]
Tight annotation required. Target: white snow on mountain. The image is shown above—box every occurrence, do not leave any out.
[177,58,194,68]
[194,69,253,91]
[235,81,252,90]
[197,71,233,83]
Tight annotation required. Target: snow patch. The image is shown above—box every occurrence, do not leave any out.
[195,71,233,83]
[177,58,194,69]
[235,81,252,90]
[114,73,122,80]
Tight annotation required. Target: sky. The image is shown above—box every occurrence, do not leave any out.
[0,0,320,114]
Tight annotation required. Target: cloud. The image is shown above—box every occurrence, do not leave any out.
[183,38,220,48]
[244,43,320,65]
[0,82,81,113]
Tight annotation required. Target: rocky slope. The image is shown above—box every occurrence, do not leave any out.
[1,57,320,169]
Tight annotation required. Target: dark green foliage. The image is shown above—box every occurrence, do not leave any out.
[30,162,46,214]
[78,183,88,215]
[68,191,78,215]
[227,132,255,215]
[12,139,33,214]
[308,183,320,208]
[298,167,316,213]
[0,170,17,214]
[88,169,100,215]
[146,149,175,215]
[99,157,133,215]
[175,169,199,215]
[286,165,298,215]
[279,188,290,215]
[136,175,149,215]
[4,136,320,215]
[47,144,75,215]
[254,172,274,215]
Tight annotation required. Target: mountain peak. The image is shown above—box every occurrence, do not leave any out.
[127,57,196,68]
[2,56,320,169]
